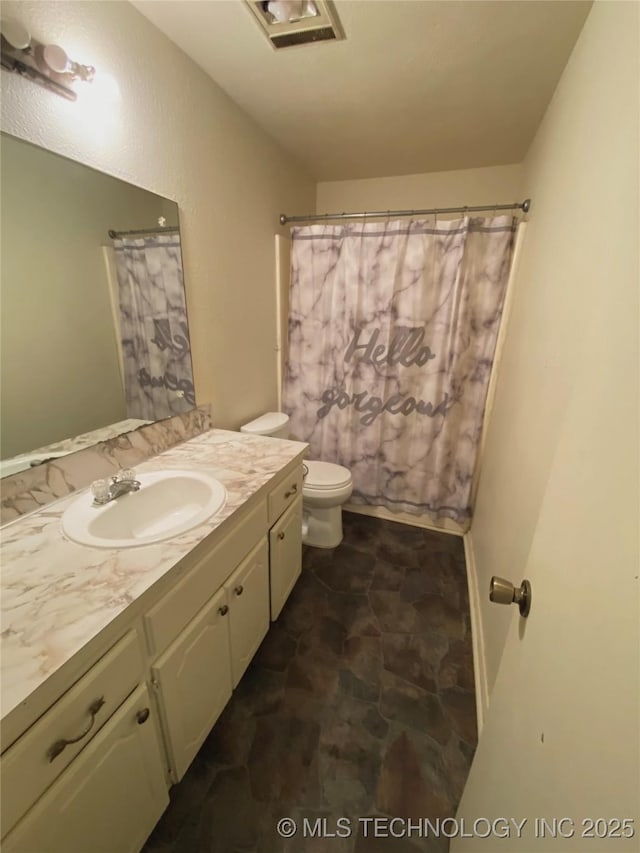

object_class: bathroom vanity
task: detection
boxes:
[0,429,307,852]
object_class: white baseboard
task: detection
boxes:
[344,503,465,536]
[463,531,489,735]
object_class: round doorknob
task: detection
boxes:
[489,576,515,605]
[136,708,150,725]
[489,576,531,617]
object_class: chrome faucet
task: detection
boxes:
[91,469,141,505]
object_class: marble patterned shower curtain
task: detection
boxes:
[113,233,195,421]
[283,216,516,531]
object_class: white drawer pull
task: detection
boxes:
[284,484,297,498]
[47,696,105,762]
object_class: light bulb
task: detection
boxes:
[42,44,70,74]
[267,1,313,23]
[267,1,290,24]
[0,17,31,50]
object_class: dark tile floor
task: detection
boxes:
[144,512,477,853]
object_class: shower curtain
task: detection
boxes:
[282,215,516,531]
[113,233,195,421]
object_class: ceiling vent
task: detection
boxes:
[244,1,344,49]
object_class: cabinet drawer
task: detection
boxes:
[2,684,168,853]
[1,630,143,839]
[268,466,304,525]
[145,499,267,655]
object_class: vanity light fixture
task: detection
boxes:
[0,16,95,101]
[244,0,344,49]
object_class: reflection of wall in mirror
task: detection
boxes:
[0,134,180,459]
[0,0,316,440]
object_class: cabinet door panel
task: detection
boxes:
[152,588,232,782]
[225,539,269,687]
[3,685,168,853]
[269,496,303,620]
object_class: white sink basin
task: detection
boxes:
[62,470,227,549]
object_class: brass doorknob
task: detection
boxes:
[490,576,532,617]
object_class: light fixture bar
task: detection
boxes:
[0,18,95,100]
[1,50,77,101]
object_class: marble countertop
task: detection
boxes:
[0,429,307,734]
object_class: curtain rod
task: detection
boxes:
[279,198,531,226]
[108,226,180,238]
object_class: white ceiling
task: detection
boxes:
[133,0,591,181]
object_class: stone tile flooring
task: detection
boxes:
[144,512,477,853]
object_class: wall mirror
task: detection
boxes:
[0,132,195,477]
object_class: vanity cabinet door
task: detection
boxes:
[224,538,269,687]
[2,685,168,853]
[151,587,233,782]
[269,495,303,620]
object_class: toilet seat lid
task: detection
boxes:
[240,411,289,436]
[304,460,352,490]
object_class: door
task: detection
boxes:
[3,685,168,853]
[453,326,639,849]
[225,538,270,687]
[152,588,233,782]
[269,495,303,620]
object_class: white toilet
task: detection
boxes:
[240,412,353,549]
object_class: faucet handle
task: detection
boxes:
[113,468,136,483]
[91,479,110,504]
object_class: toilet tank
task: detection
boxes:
[240,411,290,439]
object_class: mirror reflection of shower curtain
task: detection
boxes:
[283,216,516,533]
[112,233,195,420]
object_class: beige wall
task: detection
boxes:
[468,0,639,700]
[0,134,175,458]
[316,164,523,217]
[0,0,315,432]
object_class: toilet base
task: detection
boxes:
[303,505,344,549]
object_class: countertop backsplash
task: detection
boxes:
[0,405,212,524]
